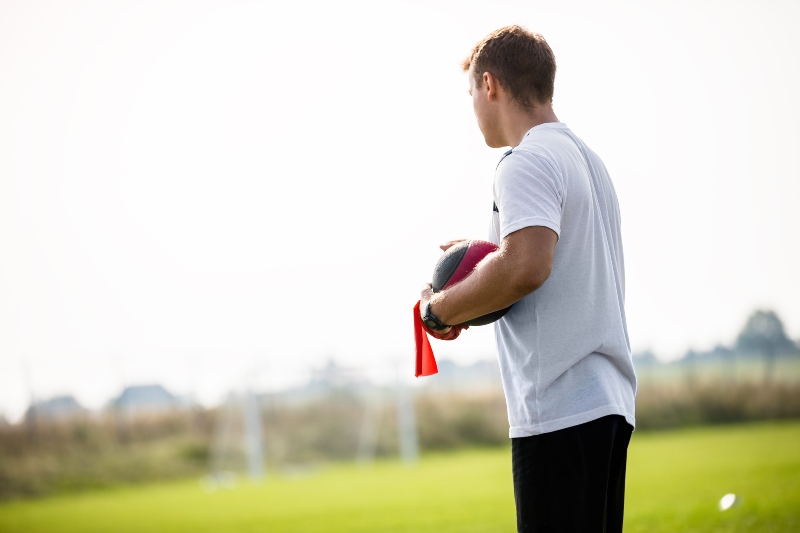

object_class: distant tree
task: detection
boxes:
[709,344,735,358]
[709,344,737,383]
[631,350,658,382]
[682,349,698,388]
[632,350,658,366]
[735,310,797,384]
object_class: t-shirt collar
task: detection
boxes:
[522,121,567,141]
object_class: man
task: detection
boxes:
[419,26,637,532]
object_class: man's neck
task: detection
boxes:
[502,103,559,147]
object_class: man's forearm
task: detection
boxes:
[426,226,557,326]
[428,252,531,325]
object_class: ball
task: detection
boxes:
[432,239,511,326]
[719,493,739,511]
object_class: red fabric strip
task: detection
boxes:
[414,300,438,377]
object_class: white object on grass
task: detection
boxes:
[719,493,739,511]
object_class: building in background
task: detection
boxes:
[109,384,185,415]
[24,395,87,422]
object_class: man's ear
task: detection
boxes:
[483,72,499,102]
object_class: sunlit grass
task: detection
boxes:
[625,421,800,532]
[1,421,798,532]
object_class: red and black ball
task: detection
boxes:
[432,240,511,326]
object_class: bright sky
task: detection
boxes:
[1,0,798,421]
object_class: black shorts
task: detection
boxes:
[511,414,634,533]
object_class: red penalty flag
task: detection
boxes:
[414,300,438,377]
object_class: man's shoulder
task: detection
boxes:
[496,148,514,168]
[497,144,561,180]
[504,124,573,163]
[518,125,577,155]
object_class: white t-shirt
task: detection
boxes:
[488,122,637,438]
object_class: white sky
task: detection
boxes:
[1,0,798,421]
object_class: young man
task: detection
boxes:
[419,26,637,532]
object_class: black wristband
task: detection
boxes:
[422,300,449,331]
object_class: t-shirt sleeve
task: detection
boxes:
[495,150,563,240]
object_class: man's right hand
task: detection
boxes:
[440,239,466,252]
[424,322,468,341]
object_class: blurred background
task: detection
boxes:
[1,0,799,531]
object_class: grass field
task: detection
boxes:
[1,421,798,532]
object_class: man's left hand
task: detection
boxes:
[420,283,442,325]
[420,284,466,340]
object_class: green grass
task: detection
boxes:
[625,421,800,532]
[1,421,799,532]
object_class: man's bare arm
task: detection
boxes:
[421,226,557,327]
